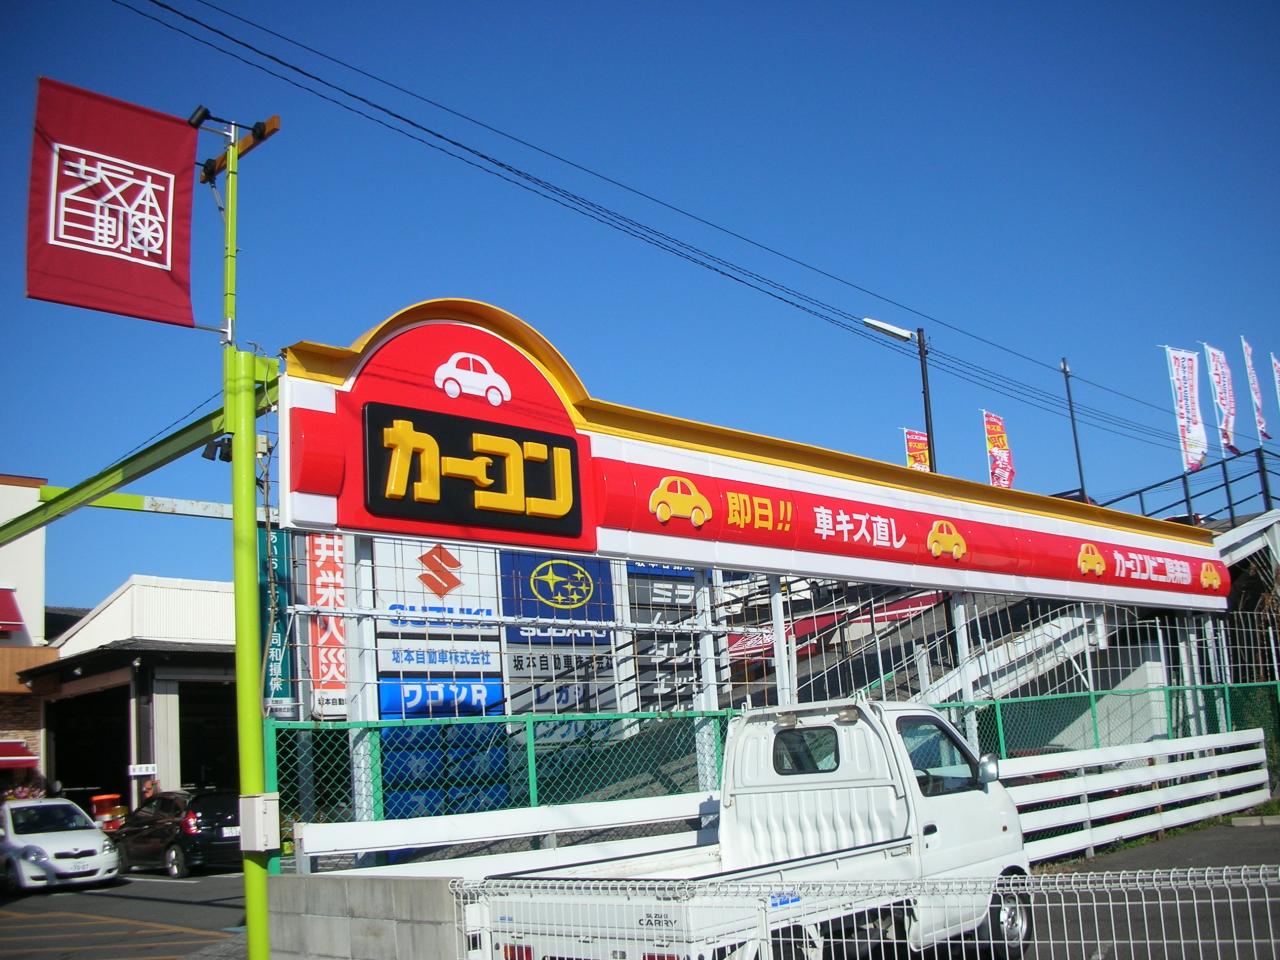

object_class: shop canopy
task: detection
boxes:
[0,741,39,769]
[280,299,1230,612]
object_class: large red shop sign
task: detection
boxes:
[281,300,1229,611]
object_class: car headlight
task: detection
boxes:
[21,845,49,863]
[101,836,116,853]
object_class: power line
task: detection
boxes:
[183,0,1181,420]
[116,0,1189,456]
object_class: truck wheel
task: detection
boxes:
[976,887,1032,958]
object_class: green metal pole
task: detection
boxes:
[263,718,281,877]
[995,698,1007,759]
[1089,690,1101,748]
[525,715,539,806]
[222,125,270,960]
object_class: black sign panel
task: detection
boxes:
[364,402,582,538]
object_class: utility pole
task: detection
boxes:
[193,106,280,960]
[1061,357,1088,501]
[863,318,938,473]
[917,327,936,474]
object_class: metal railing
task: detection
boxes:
[454,866,1280,959]
[1098,446,1278,526]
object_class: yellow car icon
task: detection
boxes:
[648,476,712,528]
[926,520,966,561]
[1077,543,1106,576]
[1200,563,1222,590]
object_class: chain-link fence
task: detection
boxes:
[267,681,1278,872]
[267,711,730,855]
[263,528,1279,871]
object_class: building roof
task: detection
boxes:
[18,637,233,690]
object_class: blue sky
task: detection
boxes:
[3,1,1278,607]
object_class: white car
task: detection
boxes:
[1,798,120,892]
[433,352,511,406]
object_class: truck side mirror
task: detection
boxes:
[977,753,1000,785]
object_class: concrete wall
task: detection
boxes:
[0,692,42,757]
[269,874,464,960]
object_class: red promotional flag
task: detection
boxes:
[903,428,931,472]
[983,410,1016,488]
[26,78,197,327]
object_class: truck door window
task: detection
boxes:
[773,727,839,775]
[896,716,978,797]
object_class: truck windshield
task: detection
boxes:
[896,716,978,797]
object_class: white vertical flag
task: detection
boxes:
[1203,343,1240,456]
[1241,337,1270,442]
[1165,346,1209,471]
[1273,353,1280,425]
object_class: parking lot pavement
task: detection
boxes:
[186,931,248,959]
[1051,821,1280,872]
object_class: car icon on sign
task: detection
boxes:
[1200,563,1221,590]
[648,476,712,528]
[926,520,966,561]
[1077,543,1106,576]
[433,352,511,406]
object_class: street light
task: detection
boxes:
[862,317,936,473]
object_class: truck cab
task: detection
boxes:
[718,699,1029,945]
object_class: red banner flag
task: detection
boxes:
[1203,343,1240,456]
[983,410,1016,488]
[26,78,197,327]
[903,428,931,472]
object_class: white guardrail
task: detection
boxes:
[1002,727,1271,862]
[293,728,1270,872]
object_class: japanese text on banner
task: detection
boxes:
[1165,346,1209,471]
[307,533,347,718]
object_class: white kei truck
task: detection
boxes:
[448,698,1033,960]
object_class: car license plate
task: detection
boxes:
[221,826,241,839]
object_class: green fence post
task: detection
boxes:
[263,717,281,876]
[715,711,727,779]
[369,725,385,821]
[525,715,539,806]
[1089,690,1101,748]
[994,699,1007,759]
[1223,683,1234,732]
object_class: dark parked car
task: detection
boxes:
[114,790,241,878]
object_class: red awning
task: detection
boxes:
[0,588,24,632]
[0,741,39,769]
[727,625,825,662]
[845,592,943,624]
[727,595,941,663]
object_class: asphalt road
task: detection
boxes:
[0,867,245,960]
[1054,820,1280,872]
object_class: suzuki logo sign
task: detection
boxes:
[417,544,463,599]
